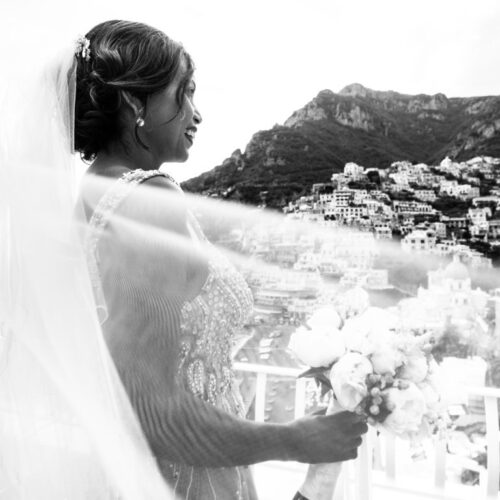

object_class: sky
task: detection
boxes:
[2,0,500,181]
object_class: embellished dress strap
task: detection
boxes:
[84,169,177,322]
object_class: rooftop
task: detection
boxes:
[443,256,470,281]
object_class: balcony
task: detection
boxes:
[234,362,500,500]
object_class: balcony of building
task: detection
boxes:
[234,362,500,500]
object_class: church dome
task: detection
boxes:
[443,256,469,280]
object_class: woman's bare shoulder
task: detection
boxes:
[141,172,182,192]
[116,171,189,236]
[81,167,186,225]
[79,166,130,218]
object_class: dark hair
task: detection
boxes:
[74,20,194,161]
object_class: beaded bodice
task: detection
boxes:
[85,169,254,415]
[178,232,253,413]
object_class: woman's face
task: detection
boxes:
[143,64,202,164]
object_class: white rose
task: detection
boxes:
[399,352,429,383]
[329,352,373,411]
[382,382,426,436]
[341,308,400,359]
[367,329,405,375]
[307,307,342,331]
[341,316,372,353]
[370,346,405,375]
[289,327,346,368]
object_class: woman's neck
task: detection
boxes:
[91,140,161,175]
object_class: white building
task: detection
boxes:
[427,257,490,316]
[488,219,500,239]
[352,190,369,205]
[391,160,413,171]
[414,189,437,202]
[402,229,437,252]
[369,191,391,203]
[397,256,490,334]
[453,184,480,200]
[433,240,463,256]
[468,207,490,224]
[389,172,411,187]
[468,207,490,237]
[373,223,392,240]
[432,242,491,269]
[472,195,500,209]
[293,252,320,272]
[364,269,390,289]
[333,189,355,207]
[439,179,459,196]
[332,205,368,220]
[459,248,492,269]
[430,221,447,239]
[331,172,349,188]
[438,157,463,177]
[439,180,480,199]
[420,172,445,188]
[363,199,387,216]
[339,268,389,289]
[393,200,434,215]
[320,232,377,269]
[319,193,335,203]
[462,174,481,186]
[344,162,365,181]
[442,217,468,231]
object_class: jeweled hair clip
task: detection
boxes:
[75,36,91,62]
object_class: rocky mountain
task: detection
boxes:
[182,83,500,207]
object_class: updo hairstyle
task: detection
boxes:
[74,20,194,161]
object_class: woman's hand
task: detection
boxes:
[286,410,368,464]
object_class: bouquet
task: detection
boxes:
[288,299,446,499]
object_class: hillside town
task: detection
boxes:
[203,156,500,488]
[284,156,500,261]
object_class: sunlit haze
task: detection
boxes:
[2,0,499,181]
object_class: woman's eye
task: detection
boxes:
[187,82,196,96]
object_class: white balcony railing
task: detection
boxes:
[234,362,500,500]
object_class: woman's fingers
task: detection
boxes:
[353,420,369,436]
[352,436,363,448]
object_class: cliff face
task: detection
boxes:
[182,83,500,207]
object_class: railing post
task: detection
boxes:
[434,437,447,490]
[255,372,267,422]
[484,394,500,499]
[294,377,306,419]
[355,430,372,500]
[372,431,383,470]
[385,434,396,481]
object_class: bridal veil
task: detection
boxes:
[0,41,171,499]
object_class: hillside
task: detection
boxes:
[182,84,500,207]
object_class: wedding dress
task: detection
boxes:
[82,168,261,499]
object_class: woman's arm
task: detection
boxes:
[97,175,366,467]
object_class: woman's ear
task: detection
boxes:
[120,90,144,119]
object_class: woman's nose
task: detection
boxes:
[194,106,202,125]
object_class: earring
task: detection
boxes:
[136,117,145,127]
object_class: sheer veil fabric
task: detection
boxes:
[0,43,171,498]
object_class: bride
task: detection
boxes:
[0,19,366,499]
